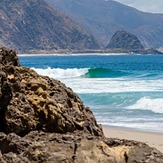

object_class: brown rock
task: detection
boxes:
[0,131,163,163]
[0,71,12,132]
[0,47,103,137]
[0,47,20,67]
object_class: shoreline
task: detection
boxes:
[103,126,163,153]
[17,52,130,57]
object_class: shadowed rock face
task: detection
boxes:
[0,47,163,162]
[0,47,20,67]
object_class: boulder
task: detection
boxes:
[0,47,20,67]
[0,47,103,137]
[0,132,163,163]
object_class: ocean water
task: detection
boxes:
[19,54,163,133]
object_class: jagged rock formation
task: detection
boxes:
[0,47,163,162]
[0,131,163,163]
[106,30,144,53]
[0,47,102,136]
[0,0,99,53]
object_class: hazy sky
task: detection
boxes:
[114,0,163,13]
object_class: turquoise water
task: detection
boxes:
[19,54,163,132]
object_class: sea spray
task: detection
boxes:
[31,67,88,78]
[127,97,163,114]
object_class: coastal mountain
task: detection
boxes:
[106,30,144,53]
[46,0,163,49]
[1,0,163,53]
[0,0,99,53]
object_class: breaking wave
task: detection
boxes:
[32,67,130,79]
[127,97,163,114]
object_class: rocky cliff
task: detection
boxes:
[0,47,102,136]
[0,47,163,162]
[0,0,99,53]
[106,30,144,53]
[105,30,162,54]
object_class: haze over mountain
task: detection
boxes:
[114,0,163,14]
[46,0,163,49]
[0,0,99,53]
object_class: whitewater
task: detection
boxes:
[19,54,163,133]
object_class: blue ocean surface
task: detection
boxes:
[19,54,163,132]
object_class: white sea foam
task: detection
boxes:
[32,67,88,79]
[127,97,163,113]
[62,78,163,94]
[33,68,163,93]
[18,53,130,57]
[96,115,163,132]
[100,121,163,132]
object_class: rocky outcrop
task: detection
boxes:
[0,131,163,163]
[0,47,102,136]
[106,30,145,53]
[0,48,20,67]
[0,47,163,162]
[105,30,163,54]
[0,0,99,53]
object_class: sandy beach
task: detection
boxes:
[103,126,163,153]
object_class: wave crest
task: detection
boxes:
[85,68,128,78]
[32,67,129,79]
[32,67,88,79]
[127,97,163,113]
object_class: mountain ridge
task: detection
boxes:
[0,0,99,53]
[1,0,163,53]
[46,0,163,49]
